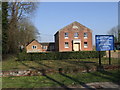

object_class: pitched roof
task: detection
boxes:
[26,39,55,47]
[26,39,40,47]
[54,21,92,35]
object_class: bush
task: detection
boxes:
[17,51,106,61]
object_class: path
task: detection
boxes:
[81,82,120,89]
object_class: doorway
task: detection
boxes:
[73,43,80,51]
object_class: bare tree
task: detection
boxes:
[18,18,37,46]
[108,26,118,43]
[7,2,38,53]
[8,2,37,21]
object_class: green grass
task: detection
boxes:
[2,70,120,88]
[2,55,120,88]
[2,55,119,71]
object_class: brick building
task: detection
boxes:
[26,21,93,53]
[41,42,55,52]
[26,40,42,53]
[26,39,55,53]
[54,21,93,52]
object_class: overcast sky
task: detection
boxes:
[31,2,118,45]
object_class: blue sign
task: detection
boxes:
[95,35,114,51]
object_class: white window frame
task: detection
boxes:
[84,42,88,48]
[74,32,79,38]
[65,42,69,48]
[84,32,88,39]
[64,32,68,39]
[32,45,37,49]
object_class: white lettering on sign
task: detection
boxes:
[96,35,114,51]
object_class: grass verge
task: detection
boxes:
[2,70,119,88]
[2,55,119,71]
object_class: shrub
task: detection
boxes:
[17,51,106,61]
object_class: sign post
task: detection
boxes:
[109,50,111,65]
[98,51,101,66]
[95,35,114,66]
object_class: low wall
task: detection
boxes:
[1,65,120,77]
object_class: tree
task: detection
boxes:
[6,2,38,53]
[0,1,2,54]
[2,2,38,54]
[108,26,119,43]
[18,18,37,47]
[118,25,120,43]
[8,2,37,21]
[2,2,9,54]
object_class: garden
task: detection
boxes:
[2,51,120,88]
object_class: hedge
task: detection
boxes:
[18,51,106,61]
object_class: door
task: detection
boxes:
[74,43,79,51]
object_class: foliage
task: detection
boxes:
[2,2,38,54]
[118,25,120,43]
[0,1,1,54]
[18,51,106,61]
[2,2,9,54]
[3,54,119,71]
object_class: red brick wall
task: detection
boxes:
[26,40,42,53]
[82,29,93,51]
[55,22,93,52]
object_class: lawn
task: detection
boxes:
[2,55,119,71]
[2,55,120,88]
[2,70,120,88]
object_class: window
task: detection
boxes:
[73,25,78,29]
[42,46,47,49]
[84,33,88,38]
[65,32,68,38]
[32,45,37,49]
[74,32,78,38]
[65,42,69,48]
[84,42,88,48]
